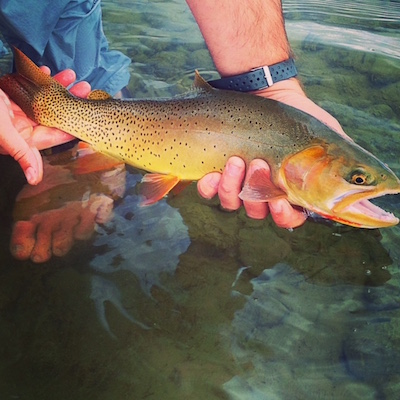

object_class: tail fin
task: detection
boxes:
[0,47,63,121]
[13,47,55,86]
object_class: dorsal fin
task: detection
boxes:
[193,70,215,93]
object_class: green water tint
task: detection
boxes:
[1,0,400,398]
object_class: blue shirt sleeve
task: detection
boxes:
[0,0,131,95]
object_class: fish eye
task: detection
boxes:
[352,174,366,185]
[348,169,372,185]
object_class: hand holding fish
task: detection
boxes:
[0,67,91,185]
[197,78,347,229]
[188,0,348,228]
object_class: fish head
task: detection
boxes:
[279,142,400,228]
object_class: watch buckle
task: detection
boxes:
[261,66,274,87]
[251,65,274,89]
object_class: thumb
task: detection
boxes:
[0,95,43,184]
[13,145,44,185]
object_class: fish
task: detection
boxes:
[1,48,399,229]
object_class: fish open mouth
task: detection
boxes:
[331,189,399,228]
[344,198,398,224]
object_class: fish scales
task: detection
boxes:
[30,83,319,181]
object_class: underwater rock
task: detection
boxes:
[343,275,400,385]
[225,263,369,399]
[343,313,400,384]
[362,283,400,312]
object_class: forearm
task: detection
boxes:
[186,0,292,76]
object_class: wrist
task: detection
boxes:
[252,77,306,99]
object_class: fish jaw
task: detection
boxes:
[317,188,400,228]
[286,176,400,228]
[326,186,400,228]
[279,145,400,229]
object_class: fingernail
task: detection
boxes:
[11,244,23,254]
[209,174,220,189]
[226,161,241,177]
[25,167,36,184]
[272,200,283,214]
[32,254,43,263]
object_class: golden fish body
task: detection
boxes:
[1,48,400,228]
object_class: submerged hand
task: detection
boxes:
[11,194,114,263]
[0,66,91,185]
[197,78,345,228]
[11,145,126,263]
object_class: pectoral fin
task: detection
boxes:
[139,173,180,205]
[239,169,287,202]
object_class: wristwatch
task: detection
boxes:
[208,58,297,92]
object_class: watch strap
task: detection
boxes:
[208,58,297,92]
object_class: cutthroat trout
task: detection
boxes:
[1,48,400,228]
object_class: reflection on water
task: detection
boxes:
[0,0,400,399]
[90,172,190,297]
[284,0,400,26]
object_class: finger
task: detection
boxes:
[30,216,60,263]
[74,209,96,240]
[41,67,92,98]
[0,98,43,184]
[268,199,307,229]
[218,156,246,211]
[69,81,91,98]
[29,125,75,150]
[53,69,76,87]
[12,115,34,140]
[39,66,51,75]
[10,221,36,260]
[197,172,221,199]
[20,147,43,185]
[242,159,269,219]
[90,195,114,224]
[52,215,79,257]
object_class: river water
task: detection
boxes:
[0,0,400,399]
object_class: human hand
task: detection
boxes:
[11,193,114,263]
[10,144,126,263]
[0,66,91,185]
[197,78,345,229]
[0,89,43,184]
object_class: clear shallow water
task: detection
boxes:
[0,0,400,399]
